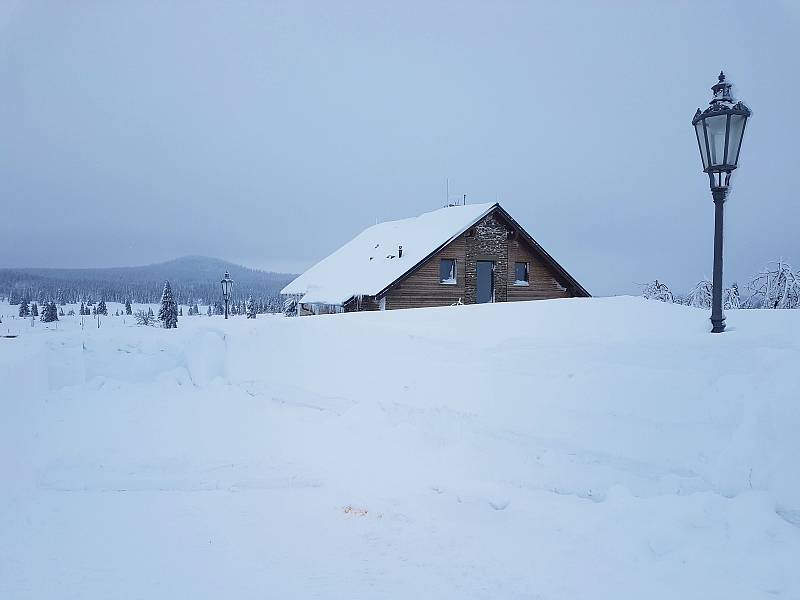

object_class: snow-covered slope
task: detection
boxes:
[1,298,799,599]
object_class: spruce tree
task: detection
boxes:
[42,301,58,323]
[207,305,212,316]
[193,303,199,316]
[246,296,257,319]
[9,289,20,305]
[125,299,132,315]
[97,299,108,315]
[19,300,30,317]
[148,306,154,317]
[79,302,86,315]
[31,303,39,317]
[158,281,178,329]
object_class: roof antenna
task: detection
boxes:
[463,194,467,206]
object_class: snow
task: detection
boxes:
[2,297,800,598]
[281,203,495,305]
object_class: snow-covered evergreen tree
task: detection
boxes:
[31,302,39,317]
[18,300,30,317]
[56,289,65,306]
[125,299,132,315]
[148,306,154,317]
[642,280,673,303]
[207,305,212,316]
[97,299,108,315]
[79,302,86,315]
[8,288,20,305]
[158,281,178,329]
[283,296,298,317]
[41,301,58,322]
[246,296,257,319]
[178,306,183,317]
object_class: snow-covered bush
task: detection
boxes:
[746,260,800,309]
[642,280,673,303]
[134,309,155,326]
[724,283,741,310]
[685,280,712,308]
[246,296,257,319]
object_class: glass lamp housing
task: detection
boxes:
[692,72,751,186]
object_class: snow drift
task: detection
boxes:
[1,297,799,599]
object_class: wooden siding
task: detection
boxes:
[385,236,467,309]
[284,206,583,315]
[507,238,571,301]
[384,214,574,310]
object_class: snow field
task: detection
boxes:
[1,297,799,598]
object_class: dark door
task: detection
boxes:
[476,260,495,303]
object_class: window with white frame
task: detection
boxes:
[440,259,457,284]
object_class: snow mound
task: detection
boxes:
[1,297,800,598]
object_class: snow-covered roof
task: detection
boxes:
[282,203,496,305]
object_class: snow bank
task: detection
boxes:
[1,297,799,598]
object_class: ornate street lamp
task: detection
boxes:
[692,72,751,333]
[220,271,233,319]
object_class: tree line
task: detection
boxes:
[643,259,800,309]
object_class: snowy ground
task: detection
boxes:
[1,298,799,599]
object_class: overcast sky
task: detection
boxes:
[1,1,798,295]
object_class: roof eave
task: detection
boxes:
[493,205,590,297]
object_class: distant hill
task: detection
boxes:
[1,256,296,309]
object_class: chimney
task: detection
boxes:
[398,245,403,258]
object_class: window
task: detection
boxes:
[514,262,529,285]
[440,259,457,284]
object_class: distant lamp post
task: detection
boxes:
[692,71,751,333]
[221,271,233,319]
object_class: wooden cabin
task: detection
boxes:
[282,203,589,315]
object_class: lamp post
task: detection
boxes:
[692,72,751,333]
[221,271,233,319]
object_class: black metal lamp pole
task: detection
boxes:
[221,271,233,319]
[692,72,751,333]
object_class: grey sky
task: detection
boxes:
[1,1,798,296]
